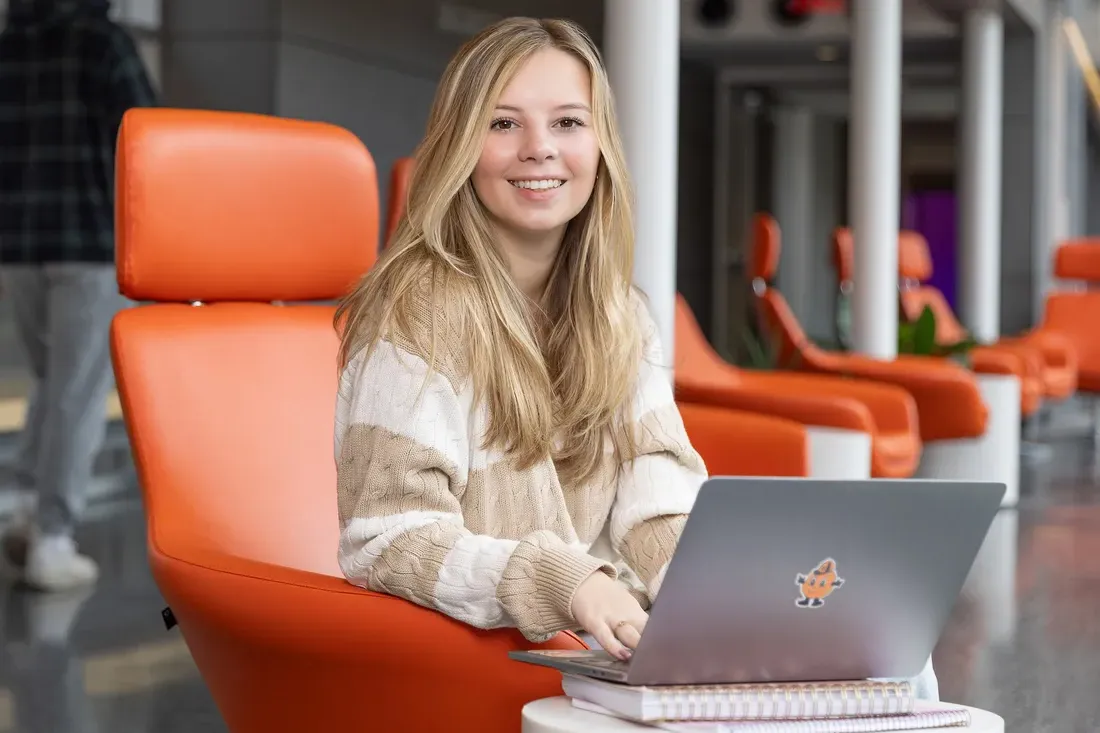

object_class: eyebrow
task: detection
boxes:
[495,103,591,113]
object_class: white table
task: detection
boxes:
[522,696,1005,732]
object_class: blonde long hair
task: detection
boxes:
[335,17,643,486]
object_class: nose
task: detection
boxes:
[518,127,557,163]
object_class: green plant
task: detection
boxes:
[897,305,977,365]
[740,326,778,370]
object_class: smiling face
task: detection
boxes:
[472,47,601,257]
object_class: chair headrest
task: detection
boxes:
[898,231,932,281]
[1054,239,1100,282]
[831,228,853,284]
[116,108,378,303]
[750,213,780,281]
[831,227,931,284]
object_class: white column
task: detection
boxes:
[958,9,1004,344]
[848,0,901,360]
[605,0,680,378]
[1040,2,1069,305]
[772,106,816,329]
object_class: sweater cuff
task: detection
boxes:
[536,543,617,623]
[498,531,617,642]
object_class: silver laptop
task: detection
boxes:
[510,476,1004,686]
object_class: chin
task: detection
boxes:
[504,215,574,237]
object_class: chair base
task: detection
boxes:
[805,427,872,479]
[914,375,1020,508]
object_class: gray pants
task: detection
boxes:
[0,263,121,537]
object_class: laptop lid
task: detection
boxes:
[623,476,1005,686]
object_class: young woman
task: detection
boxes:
[333,18,942,702]
[333,17,707,661]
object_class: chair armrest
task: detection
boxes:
[969,346,1033,379]
[741,372,917,434]
[1012,329,1079,371]
[675,379,875,435]
[813,353,988,441]
[678,402,808,477]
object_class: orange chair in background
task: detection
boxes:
[110,109,589,733]
[751,213,988,443]
[679,402,810,477]
[674,297,921,478]
[831,228,1058,419]
[894,230,1072,411]
[383,155,415,247]
[1041,240,1100,394]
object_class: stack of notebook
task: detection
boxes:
[561,675,973,732]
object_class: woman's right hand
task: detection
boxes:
[570,571,649,660]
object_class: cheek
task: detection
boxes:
[564,141,601,198]
[472,146,511,195]
[565,137,600,182]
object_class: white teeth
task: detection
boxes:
[511,179,563,190]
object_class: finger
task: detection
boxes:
[592,622,630,660]
[615,622,642,650]
[631,610,649,635]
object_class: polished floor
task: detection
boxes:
[0,428,1097,730]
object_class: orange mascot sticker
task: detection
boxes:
[795,558,844,608]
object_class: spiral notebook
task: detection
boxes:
[570,697,973,732]
[561,675,918,722]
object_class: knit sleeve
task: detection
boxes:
[610,299,708,602]
[335,341,615,642]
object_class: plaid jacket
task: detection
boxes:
[0,0,157,264]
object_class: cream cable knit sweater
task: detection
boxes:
[335,295,708,642]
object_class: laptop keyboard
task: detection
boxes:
[581,654,630,670]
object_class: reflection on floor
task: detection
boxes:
[0,438,1097,730]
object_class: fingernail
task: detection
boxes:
[620,649,632,660]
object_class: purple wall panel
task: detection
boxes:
[902,191,958,310]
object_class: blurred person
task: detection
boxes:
[0,0,157,591]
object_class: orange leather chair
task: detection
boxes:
[1041,239,1100,394]
[110,109,592,733]
[832,228,1054,418]
[679,401,810,477]
[383,155,415,247]
[110,110,812,733]
[752,213,988,443]
[674,296,921,478]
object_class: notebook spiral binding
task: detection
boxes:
[651,680,914,721]
[723,706,972,732]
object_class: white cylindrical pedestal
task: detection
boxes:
[964,510,1018,644]
[916,374,1021,507]
[806,427,873,479]
[848,0,901,360]
[958,9,1004,344]
[604,0,679,380]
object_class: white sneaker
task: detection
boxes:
[23,534,99,592]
